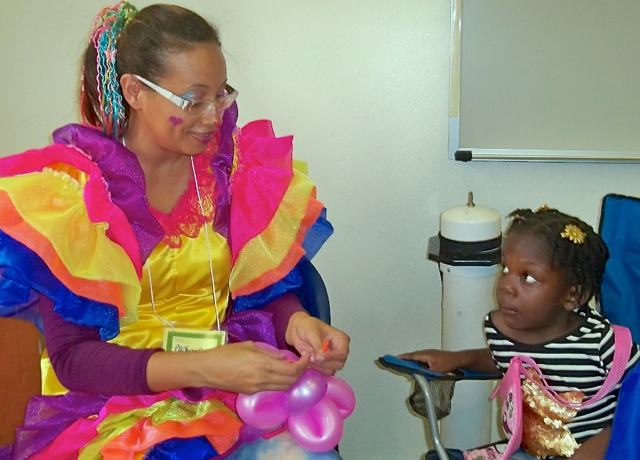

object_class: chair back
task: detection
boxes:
[598,194,640,342]
[0,317,43,446]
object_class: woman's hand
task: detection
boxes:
[147,341,311,395]
[396,349,463,374]
[285,311,350,376]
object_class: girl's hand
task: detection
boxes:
[396,349,463,374]
[285,312,350,376]
[397,348,498,374]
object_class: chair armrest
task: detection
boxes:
[378,355,500,460]
[378,355,501,381]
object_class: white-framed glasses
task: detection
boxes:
[133,74,238,117]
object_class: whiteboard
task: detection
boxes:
[449,0,640,162]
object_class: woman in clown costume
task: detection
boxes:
[0,3,349,459]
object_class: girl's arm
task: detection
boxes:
[398,348,499,374]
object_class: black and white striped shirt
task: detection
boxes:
[485,307,640,443]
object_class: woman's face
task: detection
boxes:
[130,43,229,158]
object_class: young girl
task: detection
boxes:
[400,206,640,460]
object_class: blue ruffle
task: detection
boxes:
[0,231,120,340]
[301,208,333,262]
[233,266,303,313]
[144,436,219,459]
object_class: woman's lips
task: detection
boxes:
[191,132,215,144]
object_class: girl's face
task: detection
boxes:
[496,232,578,340]
[130,43,228,158]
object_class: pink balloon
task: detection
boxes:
[254,342,279,352]
[237,342,356,450]
[287,397,343,453]
[284,369,328,415]
[239,424,269,443]
[236,391,288,430]
[325,376,356,418]
[255,341,299,361]
[283,349,299,361]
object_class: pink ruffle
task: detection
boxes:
[0,145,143,277]
[230,120,294,263]
[149,149,216,248]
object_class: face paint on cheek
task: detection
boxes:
[169,116,184,126]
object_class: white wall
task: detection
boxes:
[3,1,640,459]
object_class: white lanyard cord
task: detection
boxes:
[190,156,222,332]
[146,263,174,330]
[144,157,222,332]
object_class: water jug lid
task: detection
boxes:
[440,192,501,242]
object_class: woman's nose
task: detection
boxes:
[200,108,222,126]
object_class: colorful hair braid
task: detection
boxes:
[81,2,137,139]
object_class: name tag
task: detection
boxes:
[162,327,227,352]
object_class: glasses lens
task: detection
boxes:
[187,100,215,116]
[186,86,237,116]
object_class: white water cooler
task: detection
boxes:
[427,192,501,449]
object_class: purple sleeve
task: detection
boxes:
[40,295,160,395]
[261,293,306,350]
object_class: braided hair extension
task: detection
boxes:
[81,1,137,139]
[505,207,609,307]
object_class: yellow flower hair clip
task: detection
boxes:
[561,224,586,244]
[536,204,550,213]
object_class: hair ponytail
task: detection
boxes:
[81,1,137,139]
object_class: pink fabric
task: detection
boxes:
[230,120,294,263]
[149,149,215,248]
[0,144,143,277]
[30,417,100,460]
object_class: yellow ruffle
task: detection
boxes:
[0,168,140,320]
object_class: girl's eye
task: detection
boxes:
[524,274,537,284]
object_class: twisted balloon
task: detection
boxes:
[236,342,356,452]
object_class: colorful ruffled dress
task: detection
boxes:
[0,104,333,459]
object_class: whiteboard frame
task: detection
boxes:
[448,0,640,163]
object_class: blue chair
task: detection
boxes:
[599,194,640,459]
[598,194,640,342]
[292,261,331,325]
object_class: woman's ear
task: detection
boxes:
[120,74,143,109]
[563,285,590,311]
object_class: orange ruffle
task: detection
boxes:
[99,411,241,458]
